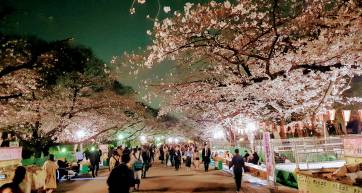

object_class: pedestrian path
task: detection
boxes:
[56,162,298,193]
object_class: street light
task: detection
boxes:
[76,130,86,139]
[118,134,124,140]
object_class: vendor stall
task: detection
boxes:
[295,136,362,192]
[0,147,22,186]
[296,164,362,193]
[0,147,46,193]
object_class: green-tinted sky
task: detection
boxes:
[2,0,156,60]
[2,0,213,60]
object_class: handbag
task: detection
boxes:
[133,154,143,171]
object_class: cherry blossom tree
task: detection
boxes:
[129,0,362,141]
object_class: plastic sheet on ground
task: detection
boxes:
[275,160,346,172]
[222,164,269,186]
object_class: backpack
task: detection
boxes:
[133,153,143,171]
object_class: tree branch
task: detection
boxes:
[0,93,23,100]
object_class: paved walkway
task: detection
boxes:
[56,163,298,193]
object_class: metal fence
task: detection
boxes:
[252,136,345,167]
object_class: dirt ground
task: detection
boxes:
[56,162,298,193]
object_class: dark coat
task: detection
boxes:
[201,148,211,163]
[107,163,135,193]
[229,154,245,174]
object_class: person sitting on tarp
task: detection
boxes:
[243,150,250,162]
[57,159,70,180]
[250,152,259,165]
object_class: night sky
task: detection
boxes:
[0,0,162,105]
[1,0,220,106]
[2,0,160,60]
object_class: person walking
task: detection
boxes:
[89,148,100,178]
[109,151,120,171]
[174,146,182,171]
[130,148,143,191]
[141,147,151,178]
[193,147,200,169]
[185,147,193,172]
[202,144,211,172]
[159,145,165,164]
[43,154,59,193]
[169,146,175,167]
[150,144,155,163]
[107,154,135,193]
[165,146,170,166]
[0,166,26,193]
[229,149,245,193]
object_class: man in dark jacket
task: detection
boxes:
[201,144,211,172]
[89,148,100,177]
[107,153,135,193]
[229,149,245,193]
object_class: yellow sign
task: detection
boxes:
[297,174,362,193]
[344,156,362,165]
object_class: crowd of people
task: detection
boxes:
[107,145,155,192]
[0,143,260,193]
[158,143,213,172]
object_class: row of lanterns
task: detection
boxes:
[326,109,362,124]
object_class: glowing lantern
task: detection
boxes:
[328,109,336,121]
[118,134,124,140]
[342,110,351,125]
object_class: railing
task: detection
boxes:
[212,135,362,168]
[251,136,345,168]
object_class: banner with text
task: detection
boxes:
[262,132,273,178]
[297,174,362,193]
[0,147,22,161]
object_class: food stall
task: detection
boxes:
[0,147,46,193]
[295,136,362,193]
[0,147,22,186]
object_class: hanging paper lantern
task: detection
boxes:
[342,110,351,123]
[317,113,324,122]
[328,109,336,121]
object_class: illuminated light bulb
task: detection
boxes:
[76,130,86,139]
